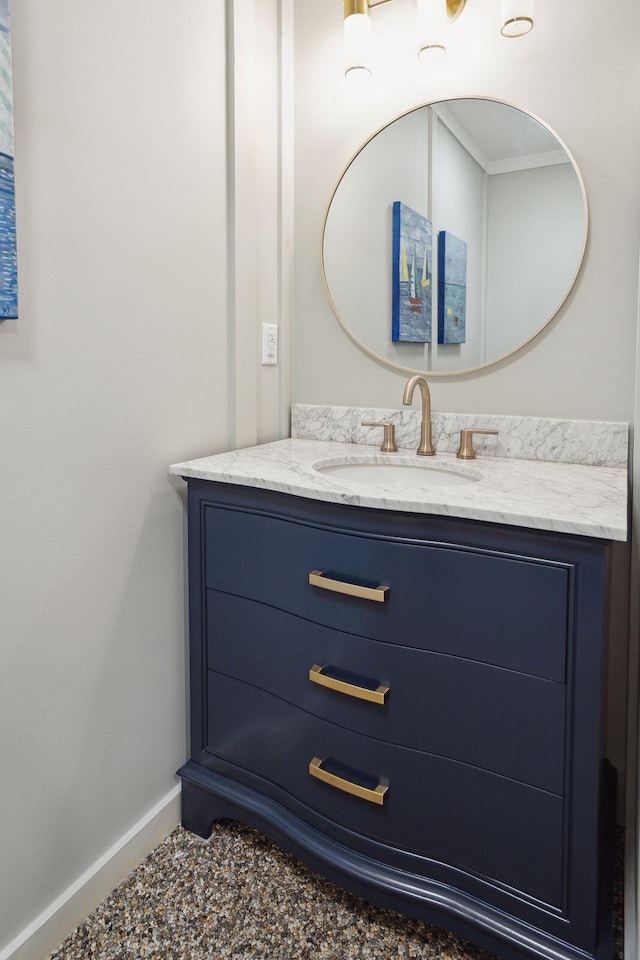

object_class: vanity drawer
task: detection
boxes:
[206,590,566,794]
[203,504,570,681]
[205,672,565,909]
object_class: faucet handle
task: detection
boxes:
[361,421,398,454]
[456,428,498,460]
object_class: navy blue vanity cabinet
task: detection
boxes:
[178,479,615,960]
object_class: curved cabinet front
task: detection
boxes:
[206,671,564,909]
[180,479,615,960]
[203,500,569,681]
[206,590,566,793]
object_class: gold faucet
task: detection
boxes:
[402,375,435,456]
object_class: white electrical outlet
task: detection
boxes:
[262,323,278,365]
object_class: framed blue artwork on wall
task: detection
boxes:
[392,201,432,343]
[0,0,17,320]
[438,231,466,344]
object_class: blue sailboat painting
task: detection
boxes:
[392,201,432,343]
[0,0,17,319]
[438,231,466,344]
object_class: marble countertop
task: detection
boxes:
[170,438,628,542]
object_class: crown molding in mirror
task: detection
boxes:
[321,96,588,378]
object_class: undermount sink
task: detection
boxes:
[313,457,480,491]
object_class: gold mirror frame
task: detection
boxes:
[320,96,589,378]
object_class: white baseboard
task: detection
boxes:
[0,784,181,960]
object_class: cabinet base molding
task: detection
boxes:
[178,761,614,960]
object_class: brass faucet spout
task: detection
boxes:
[402,375,435,456]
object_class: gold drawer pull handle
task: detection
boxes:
[309,664,389,705]
[309,570,388,603]
[309,757,388,806]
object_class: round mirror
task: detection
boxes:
[322,97,587,377]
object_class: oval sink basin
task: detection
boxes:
[313,458,479,491]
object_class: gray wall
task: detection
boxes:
[432,120,486,371]
[323,109,431,369]
[486,163,585,359]
[0,0,230,951]
[293,0,640,420]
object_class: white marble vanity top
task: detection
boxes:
[170,437,628,542]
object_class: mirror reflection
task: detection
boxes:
[322,98,587,376]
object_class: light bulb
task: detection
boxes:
[344,10,372,79]
[416,0,448,61]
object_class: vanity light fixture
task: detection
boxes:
[416,0,450,61]
[343,0,394,80]
[500,0,534,37]
[344,0,533,79]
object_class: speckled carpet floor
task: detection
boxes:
[49,821,624,960]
